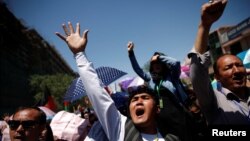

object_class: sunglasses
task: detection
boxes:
[8,120,39,130]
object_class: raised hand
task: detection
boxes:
[151,54,159,62]
[127,41,134,52]
[201,0,228,27]
[55,22,89,54]
[194,0,227,54]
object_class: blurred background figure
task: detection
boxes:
[0,113,11,141]
[8,107,47,141]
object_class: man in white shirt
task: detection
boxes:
[56,22,180,141]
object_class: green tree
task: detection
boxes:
[29,73,74,111]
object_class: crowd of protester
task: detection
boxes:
[1,0,250,140]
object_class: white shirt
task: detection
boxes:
[76,52,166,141]
[141,132,165,141]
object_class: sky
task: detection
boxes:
[4,0,250,79]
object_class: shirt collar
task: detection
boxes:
[221,87,250,102]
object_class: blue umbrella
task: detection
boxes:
[96,66,127,86]
[237,49,250,68]
[64,78,85,102]
[64,66,127,102]
[236,50,247,61]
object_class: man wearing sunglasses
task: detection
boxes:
[8,107,47,141]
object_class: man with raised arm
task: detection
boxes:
[56,22,180,141]
[189,0,250,125]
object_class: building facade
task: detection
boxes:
[0,3,75,116]
[209,17,250,64]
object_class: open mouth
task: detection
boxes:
[136,108,145,117]
[14,136,24,140]
[233,75,244,82]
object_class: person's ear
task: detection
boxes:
[38,124,47,140]
[39,124,46,133]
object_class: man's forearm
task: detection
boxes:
[194,23,211,54]
[129,50,151,81]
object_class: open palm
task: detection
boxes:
[56,22,89,54]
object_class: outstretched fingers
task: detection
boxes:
[68,22,75,34]
[56,22,90,54]
[55,22,71,41]
[62,23,70,36]
[83,30,89,40]
[76,22,89,39]
[55,32,66,41]
[76,23,80,35]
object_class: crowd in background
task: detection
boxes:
[1,0,250,141]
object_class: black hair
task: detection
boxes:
[213,54,242,75]
[149,51,168,74]
[126,85,159,118]
[127,85,159,105]
[12,106,46,124]
[153,52,166,56]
